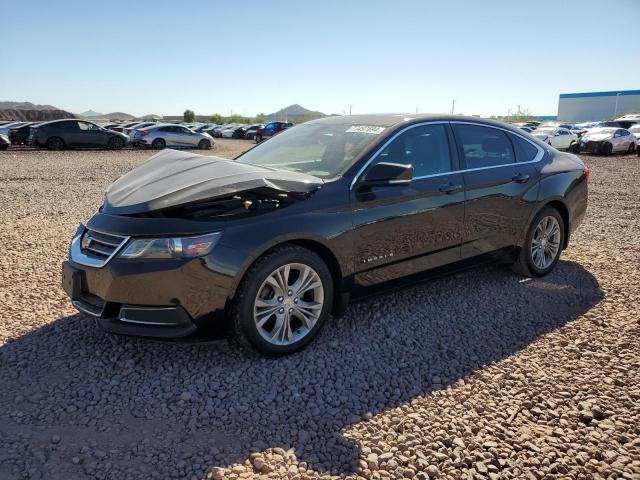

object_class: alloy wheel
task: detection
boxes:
[531,216,561,270]
[253,263,324,346]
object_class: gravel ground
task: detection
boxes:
[0,143,639,480]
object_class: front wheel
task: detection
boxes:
[628,143,636,154]
[511,206,565,277]
[197,139,211,150]
[231,245,334,356]
[255,134,262,143]
[569,142,580,153]
[601,142,613,155]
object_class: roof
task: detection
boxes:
[308,113,520,131]
[559,90,640,99]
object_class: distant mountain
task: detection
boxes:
[0,101,58,110]
[79,110,103,117]
[85,111,136,120]
[139,114,163,120]
[0,101,74,121]
[264,104,325,122]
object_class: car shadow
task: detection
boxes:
[0,260,602,478]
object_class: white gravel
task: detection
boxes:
[0,143,639,480]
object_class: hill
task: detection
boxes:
[79,110,103,117]
[0,101,75,121]
[263,104,325,122]
[85,111,136,120]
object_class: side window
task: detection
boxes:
[374,124,452,177]
[621,130,630,136]
[453,124,515,169]
[78,122,99,131]
[179,127,191,134]
[509,134,539,162]
[59,121,80,131]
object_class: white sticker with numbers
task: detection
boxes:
[345,125,386,134]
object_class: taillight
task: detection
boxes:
[585,166,590,184]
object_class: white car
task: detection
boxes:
[628,124,640,140]
[580,127,637,155]
[532,126,579,152]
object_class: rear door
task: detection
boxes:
[351,122,465,287]
[451,122,542,259]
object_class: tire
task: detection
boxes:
[107,136,124,150]
[601,142,613,155]
[628,143,636,154]
[46,137,64,151]
[511,206,565,277]
[230,244,334,356]
[255,134,262,143]
[569,142,580,153]
[197,139,211,150]
[151,138,166,150]
[0,144,8,150]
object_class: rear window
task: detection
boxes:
[453,124,516,168]
[510,134,539,162]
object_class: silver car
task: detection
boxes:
[580,127,637,155]
[132,124,214,150]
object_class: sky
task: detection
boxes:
[2,0,639,118]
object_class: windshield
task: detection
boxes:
[236,123,385,178]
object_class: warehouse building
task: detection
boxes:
[557,90,640,122]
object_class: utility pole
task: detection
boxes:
[451,100,456,115]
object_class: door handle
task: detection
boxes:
[439,183,463,194]
[511,173,530,183]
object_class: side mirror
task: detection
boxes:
[359,162,413,187]
[554,132,561,136]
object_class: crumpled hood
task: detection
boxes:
[102,149,323,215]
[582,133,611,141]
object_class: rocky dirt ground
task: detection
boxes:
[0,142,638,480]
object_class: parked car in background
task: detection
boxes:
[32,120,130,150]
[123,122,157,137]
[0,134,9,150]
[580,127,636,155]
[532,126,579,152]
[0,121,30,135]
[132,124,214,149]
[221,125,241,138]
[108,121,139,133]
[61,114,589,355]
[628,124,640,140]
[519,126,533,133]
[255,121,293,142]
[243,124,264,139]
[101,123,122,130]
[8,122,37,144]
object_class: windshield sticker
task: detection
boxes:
[346,125,386,134]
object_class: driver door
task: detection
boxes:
[350,122,465,287]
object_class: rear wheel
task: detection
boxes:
[231,245,333,356]
[255,134,262,143]
[46,137,64,151]
[197,139,211,150]
[152,138,166,150]
[569,141,580,153]
[107,136,124,150]
[601,142,613,155]
[628,143,636,154]
[511,206,565,277]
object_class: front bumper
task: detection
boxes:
[62,234,236,338]
[580,140,605,153]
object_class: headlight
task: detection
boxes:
[119,232,221,259]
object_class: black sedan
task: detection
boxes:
[62,114,588,355]
[32,119,129,150]
[8,122,38,145]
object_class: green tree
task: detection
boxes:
[208,113,224,124]
[183,109,195,122]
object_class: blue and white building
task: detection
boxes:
[557,90,640,122]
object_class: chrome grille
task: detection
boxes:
[71,228,129,268]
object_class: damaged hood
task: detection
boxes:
[103,149,323,215]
